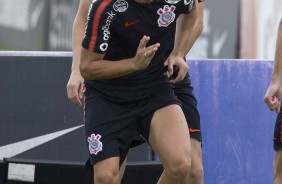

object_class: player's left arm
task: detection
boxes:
[165,0,199,83]
[184,0,204,53]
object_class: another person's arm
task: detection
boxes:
[264,18,282,112]
[165,0,200,83]
[66,0,92,106]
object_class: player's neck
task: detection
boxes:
[134,0,153,3]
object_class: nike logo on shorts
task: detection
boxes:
[189,127,201,133]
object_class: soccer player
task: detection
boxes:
[67,0,204,183]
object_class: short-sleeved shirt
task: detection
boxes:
[82,0,196,93]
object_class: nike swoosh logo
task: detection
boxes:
[125,20,140,27]
[0,125,83,160]
[189,128,201,133]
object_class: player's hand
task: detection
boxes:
[164,53,189,83]
[66,71,84,106]
[264,81,282,113]
[132,35,160,71]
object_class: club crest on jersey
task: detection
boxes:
[165,0,180,4]
[157,5,176,27]
[113,0,128,12]
[87,133,103,155]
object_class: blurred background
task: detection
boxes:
[0,0,281,59]
[1,0,282,183]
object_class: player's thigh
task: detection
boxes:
[94,157,120,180]
[274,150,282,175]
[190,138,203,169]
[149,104,191,166]
[93,156,127,184]
[118,157,127,183]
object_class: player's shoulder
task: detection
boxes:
[90,0,131,16]
[160,0,195,9]
[94,0,135,14]
[91,0,117,9]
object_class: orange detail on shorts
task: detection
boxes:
[189,128,201,133]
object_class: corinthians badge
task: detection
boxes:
[157,5,176,27]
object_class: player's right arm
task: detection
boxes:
[80,36,160,80]
[80,0,160,80]
[264,18,282,112]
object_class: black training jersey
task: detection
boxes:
[82,0,196,90]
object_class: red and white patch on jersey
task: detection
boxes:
[157,5,176,27]
[87,133,103,155]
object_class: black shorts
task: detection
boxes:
[84,84,181,166]
[173,75,201,142]
[126,75,201,154]
[274,104,282,150]
[138,74,202,163]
